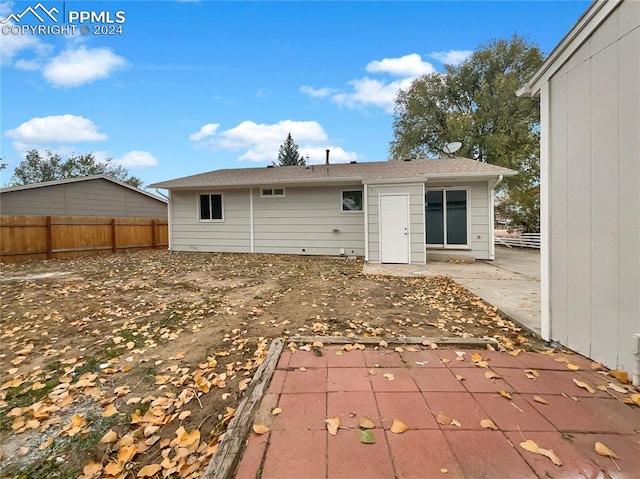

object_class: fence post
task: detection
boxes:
[151,220,157,249]
[111,219,117,253]
[46,216,53,259]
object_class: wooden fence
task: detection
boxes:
[0,215,168,264]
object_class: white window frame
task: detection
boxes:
[340,189,364,213]
[198,192,224,222]
[425,187,470,249]
[260,187,286,198]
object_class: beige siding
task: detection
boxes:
[170,189,251,253]
[0,179,167,218]
[253,185,364,256]
[547,1,639,371]
[367,183,425,264]
[425,181,492,261]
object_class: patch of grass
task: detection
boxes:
[73,357,100,376]
[5,456,81,479]
[1,377,61,418]
[119,329,145,348]
[102,345,125,359]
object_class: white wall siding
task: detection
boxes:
[252,185,364,256]
[547,1,639,371]
[367,183,425,264]
[425,181,492,261]
[170,189,251,253]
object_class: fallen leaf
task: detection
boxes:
[17,446,29,456]
[480,419,498,430]
[455,375,464,381]
[629,393,640,407]
[450,419,461,427]
[104,462,122,476]
[573,378,595,394]
[178,410,191,420]
[137,464,162,477]
[39,437,54,450]
[607,382,628,394]
[358,416,375,429]
[440,468,448,474]
[117,444,137,465]
[524,369,539,378]
[591,362,603,370]
[395,347,404,353]
[498,390,512,400]
[100,430,118,444]
[436,412,452,425]
[102,404,118,417]
[608,370,629,384]
[566,363,581,371]
[485,371,502,380]
[252,424,270,435]
[533,395,549,405]
[360,429,376,444]
[82,461,103,476]
[390,419,409,434]
[378,340,388,348]
[471,352,483,363]
[520,439,562,466]
[325,416,341,436]
[595,441,619,459]
[383,373,395,381]
[272,407,282,416]
[440,358,451,364]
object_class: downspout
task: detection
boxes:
[155,189,170,250]
[634,333,640,387]
[489,175,503,260]
[363,183,369,262]
[249,187,255,253]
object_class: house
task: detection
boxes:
[518,0,639,383]
[0,175,168,218]
[150,157,515,264]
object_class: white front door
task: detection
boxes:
[380,194,409,264]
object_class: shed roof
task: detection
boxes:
[518,0,620,97]
[150,158,516,190]
[0,175,167,203]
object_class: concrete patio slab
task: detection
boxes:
[234,346,640,478]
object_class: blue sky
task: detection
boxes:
[1,0,590,188]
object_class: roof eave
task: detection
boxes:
[518,0,619,97]
[150,176,365,190]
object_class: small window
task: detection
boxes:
[342,190,363,212]
[425,189,468,247]
[261,188,285,197]
[199,194,223,221]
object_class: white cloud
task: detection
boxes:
[43,46,127,87]
[300,53,437,113]
[116,151,158,169]
[428,49,473,66]
[189,119,358,164]
[366,53,435,77]
[6,114,107,144]
[299,85,338,98]
[0,20,52,65]
[14,58,41,70]
[189,123,220,141]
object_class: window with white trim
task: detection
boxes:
[341,190,363,212]
[425,189,468,247]
[261,188,285,197]
[199,193,223,221]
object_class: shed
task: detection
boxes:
[0,175,168,218]
[518,0,639,382]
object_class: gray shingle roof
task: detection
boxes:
[149,158,517,189]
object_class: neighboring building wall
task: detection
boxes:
[170,189,251,253]
[425,180,492,261]
[547,1,639,371]
[253,184,364,256]
[0,179,167,218]
[367,183,425,265]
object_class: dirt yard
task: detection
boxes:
[0,250,542,478]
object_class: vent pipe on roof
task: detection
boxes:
[325,149,330,165]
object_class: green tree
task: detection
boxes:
[10,150,143,188]
[390,35,544,232]
[277,133,305,166]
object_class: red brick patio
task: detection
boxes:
[234,346,640,479]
